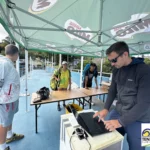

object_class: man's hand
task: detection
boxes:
[95,86,98,89]
[93,109,108,122]
[85,86,88,89]
[104,120,122,131]
[57,78,60,81]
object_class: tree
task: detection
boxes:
[102,59,112,73]
[144,58,150,65]
[75,60,92,69]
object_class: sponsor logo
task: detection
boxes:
[127,79,133,81]
[64,19,93,43]
[46,44,56,48]
[141,124,150,147]
[29,0,57,14]
[95,52,101,57]
[111,13,150,39]
[144,44,150,50]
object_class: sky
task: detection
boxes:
[0,24,8,42]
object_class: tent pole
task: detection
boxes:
[102,24,137,44]
[32,58,33,72]
[103,32,140,54]
[67,55,69,63]
[52,54,54,68]
[59,54,62,66]
[100,51,104,85]
[80,56,84,88]
[30,56,32,76]
[98,0,103,43]
[15,43,20,76]
[14,6,98,46]
[13,26,97,33]
[99,0,104,86]
[45,58,46,69]
[100,57,103,84]
[25,50,28,112]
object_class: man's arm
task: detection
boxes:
[94,71,98,88]
[85,76,88,88]
[0,62,20,104]
[104,70,117,111]
[119,72,150,127]
[94,77,98,88]
[84,70,89,88]
[53,69,60,81]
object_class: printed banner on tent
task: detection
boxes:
[144,43,150,50]
[64,19,93,43]
[111,13,150,39]
[29,0,57,14]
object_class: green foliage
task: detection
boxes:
[74,58,112,74]
[102,59,112,73]
[144,58,150,65]
[75,60,92,69]
[0,40,9,53]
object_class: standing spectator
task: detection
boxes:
[0,44,24,150]
[53,61,71,111]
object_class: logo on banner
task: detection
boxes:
[144,44,150,50]
[74,49,83,54]
[141,124,150,147]
[46,44,56,48]
[29,0,57,14]
[64,19,93,43]
[111,13,150,39]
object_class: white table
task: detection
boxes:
[60,110,124,150]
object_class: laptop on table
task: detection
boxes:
[68,105,110,136]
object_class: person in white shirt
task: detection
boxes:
[0,44,24,150]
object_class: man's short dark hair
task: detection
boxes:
[106,41,129,55]
[5,44,19,56]
[90,63,96,67]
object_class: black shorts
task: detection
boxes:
[82,81,92,88]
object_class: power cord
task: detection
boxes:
[69,128,91,150]
[69,131,76,150]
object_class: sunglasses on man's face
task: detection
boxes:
[108,52,123,63]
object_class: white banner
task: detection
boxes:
[64,19,93,43]
[111,13,150,39]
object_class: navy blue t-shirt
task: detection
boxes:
[85,69,98,83]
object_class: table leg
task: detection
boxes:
[57,102,61,111]
[79,98,81,106]
[63,101,66,107]
[35,105,38,133]
[82,98,85,109]
[103,94,106,102]
[89,96,92,109]
[73,99,75,104]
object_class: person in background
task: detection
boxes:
[94,41,150,150]
[53,61,71,111]
[83,63,98,89]
[82,63,98,105]
[0,44,24,150]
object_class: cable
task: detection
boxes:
[85,138,91,150]
[69,135,73,150]
[81,128,91,150]
[69,131,76,150]
[69,128,91,150]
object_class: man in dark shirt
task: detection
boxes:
[83,63,98,89]
[93,41,150,150]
